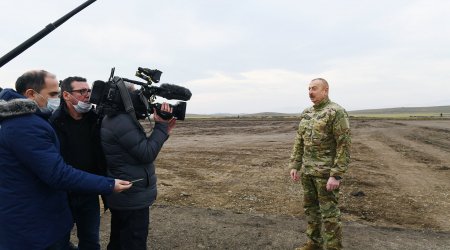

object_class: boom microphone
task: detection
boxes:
[0,0,97,68]
[154,83,192,101]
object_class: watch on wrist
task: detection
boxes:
[333,176,342,180]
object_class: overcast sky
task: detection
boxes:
[1,0,449,114]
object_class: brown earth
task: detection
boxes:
[73,118,450,249]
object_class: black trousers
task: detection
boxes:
[68,193,101,250]
[107,207,150,250]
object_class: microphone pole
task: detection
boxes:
[0,0,97,68]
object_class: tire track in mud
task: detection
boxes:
[354,123,450,231]
[405,132,450,154]
[381,120,450,152]
[159,119,450,232]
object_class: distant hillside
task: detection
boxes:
[188,105,450,118]
[242,112,297,117]
[187,112,298,118]
[349,105,450,116]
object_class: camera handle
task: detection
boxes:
[122,78,173,120]
[155,109,173,120]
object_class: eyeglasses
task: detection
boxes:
[70,88,91,96]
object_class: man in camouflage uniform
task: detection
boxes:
[290,78,351,250]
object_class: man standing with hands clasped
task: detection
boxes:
[290,78,351,250]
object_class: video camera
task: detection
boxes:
[89,67,192,120]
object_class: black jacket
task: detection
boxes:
[101,113,169,210]
[50,105,106,175]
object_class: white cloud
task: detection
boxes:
[185,69,313,114]
[1,0,450,114]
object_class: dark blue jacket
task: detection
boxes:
[0,89,115,250]
[101,113,168,210]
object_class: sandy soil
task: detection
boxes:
[72,118,450,249]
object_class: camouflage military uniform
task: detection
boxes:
[290,97,351,250]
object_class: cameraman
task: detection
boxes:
[100,89,176,250]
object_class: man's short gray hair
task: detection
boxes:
[311,78,329,88]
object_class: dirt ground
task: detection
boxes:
[73,118,450,249]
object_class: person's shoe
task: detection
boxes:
[294,241,323,250]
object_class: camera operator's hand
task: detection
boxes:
[113,179,132,193]
[154,102,176,134]
[153,102,173,123]
[167,117,176,134]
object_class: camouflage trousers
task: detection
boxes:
[301,174,342,250]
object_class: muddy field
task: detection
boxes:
[74,118,450,249]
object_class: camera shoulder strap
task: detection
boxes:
[115,77,145,132]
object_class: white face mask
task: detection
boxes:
[33,91,52,114]
[73,100,92,113]
[47,97,60,112]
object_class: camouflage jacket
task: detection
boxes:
[290,98,351,178]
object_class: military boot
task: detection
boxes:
[294,241,323,250]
